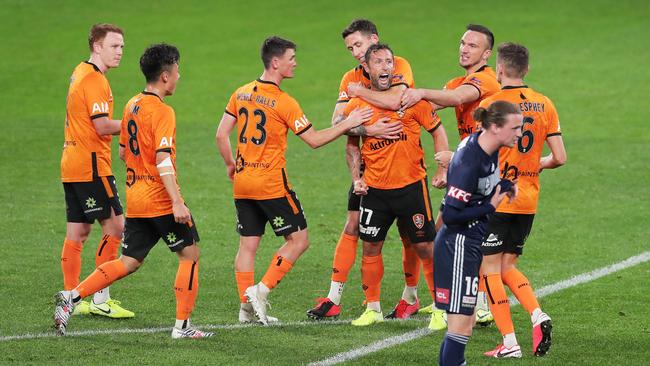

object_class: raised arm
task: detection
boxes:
[215,112,238,181]
[401,84,480,110]
[348,83,406,111]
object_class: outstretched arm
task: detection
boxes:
[299,107,373,149]
[348,83,407,111]
[401,84,480,109]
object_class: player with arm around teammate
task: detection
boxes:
[54,43,213,339]
[215,36,373,325]
[334,44,449,326]
[308,19,444,322]
[434,101,522,365]
[401,24,501,328]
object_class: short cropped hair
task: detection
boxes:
[139,43,180,83]
[342,19,378,39]
[497,42,529,78]
[88,23,123,51]
[473,101,521,129]
[466,24,494,50]
[364,43,393,64]
[261,36,296,69]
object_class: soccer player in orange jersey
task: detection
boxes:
[307,19,442,322]
[479,43,567,358]
[59,23,133,318]
[215,36,373,325]
[339,44,449,326]
[401,24,501,327]
[54,43,213,339]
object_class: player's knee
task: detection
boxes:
[343,223,359,236]
[178,244,200,262]
[120,256,142,274]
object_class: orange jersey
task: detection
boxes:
[337,56,414,103]
[445,65,500,140]
[118,92,178,218]
[225,79,313,200]
[61,62,115,182]
[344,98,442,189]
[480,86,562,214]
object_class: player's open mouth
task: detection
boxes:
[378,73,390,82]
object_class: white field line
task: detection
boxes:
[307,251,650,366]
[1,251,648,345]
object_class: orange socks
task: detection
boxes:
[235,271,255,303]
[420,257,435,301]
[95,234,121,267]
[261,254,293,290]
[361,254,384,303]
[331,233,358,283]
[61,238,83,290]
[175,260,199,320]
[484,273,514,336]
[76,259,128,298]
[402,240,421,287]
[502,268,540,315]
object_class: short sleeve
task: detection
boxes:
[82,73,111,120]
[280,96,312,135]
[545,97,562,137]
[337,71,354,103]
[154,106,176,153]
[392,57,414,88]
[412,101,441,132]
[463,72,493,98]
[225,91,238,118]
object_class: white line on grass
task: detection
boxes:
[307,251,650,366]
[1,251,647,345]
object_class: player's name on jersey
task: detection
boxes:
[236,92,277,108]
[368,132,408,151]
[519,101,545,113]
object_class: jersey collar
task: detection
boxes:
[256,78,280,89]
[501,85,529,90]
[84,61,101,72]
[141,91,163,101]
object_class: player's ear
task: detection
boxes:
[483,48,493,61]
[369,34,379,44]
[161,70,169,83]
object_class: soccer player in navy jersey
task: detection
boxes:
[434,101,522,365]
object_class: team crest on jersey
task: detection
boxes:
[412,213,425,229]
[338,91,348,100]
[397,109,405,118]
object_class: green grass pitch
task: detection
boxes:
[1,0,649,364]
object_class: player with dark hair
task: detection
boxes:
[59,23,133,319]
[401,24,501,327]
[434,100,522,365]
[336,44,449,326]
[216,36,373,325]
[54,43,213,339]
[480,42,566,358]
[307,18,445,323]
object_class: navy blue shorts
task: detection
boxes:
[434,226,483,315]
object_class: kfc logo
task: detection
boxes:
[447,186,471,202]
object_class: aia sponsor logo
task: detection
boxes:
[412,213,425,229]
[447,186,471,202]
[435,288,450,304]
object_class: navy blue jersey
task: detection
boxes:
[443,132,500,240]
